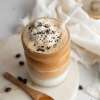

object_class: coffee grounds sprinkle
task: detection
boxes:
[37,22,42,27]
[29,20,62,53]
[44,24,49,28]
[46,46,51,50]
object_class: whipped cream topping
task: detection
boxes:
[26,18,64,53]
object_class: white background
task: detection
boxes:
[0,0,97,100]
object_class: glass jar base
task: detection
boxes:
[26,63,71,87]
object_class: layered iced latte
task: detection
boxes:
[21,17,71,86]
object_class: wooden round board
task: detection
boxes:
[0,34,79,100]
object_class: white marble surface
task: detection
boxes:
[0,34,79,100]
[0,35,97,100]
[0,0,98,100]
[0,0,35,39]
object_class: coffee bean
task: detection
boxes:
[23,79,27,84]
[78,85,83,90]
[19,61,24,66]
[37,48,45,52]
[46,46,50,50]
[17,76,27,84]
[4,87,12,92]
[37,22,42,27]
[15,53,21,58]
[17,76,23,82]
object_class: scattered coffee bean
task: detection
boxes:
[15,53,21,58]
[17,76,23,82]
[23,79,27,84]
[19,61,24,66]
[4,87,12,92]
[17,76,27,84]
[78,85,83,90]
